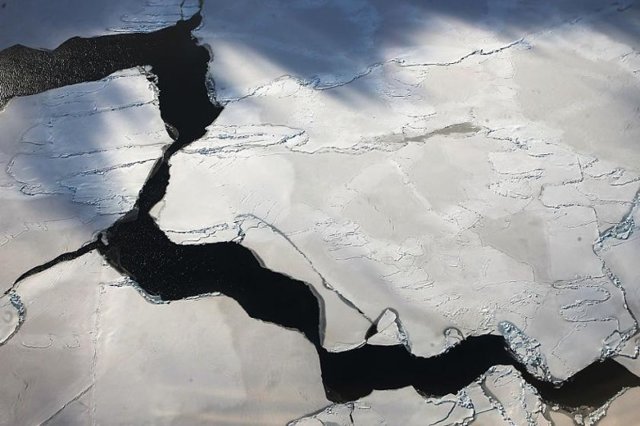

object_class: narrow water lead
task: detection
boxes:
[1,13,639,414]
[100,214,640,409]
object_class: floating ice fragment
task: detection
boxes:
[367,308,409,347]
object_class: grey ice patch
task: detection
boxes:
[428,122,482,137]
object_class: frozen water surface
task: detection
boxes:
[2,0,640,424]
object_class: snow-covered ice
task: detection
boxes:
[2,0,640,424]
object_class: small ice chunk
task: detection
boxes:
[367,309,408,347]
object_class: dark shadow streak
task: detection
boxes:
[2,12,639,413]
[12,240,101,285]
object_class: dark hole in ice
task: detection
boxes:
[2,13,639,413]
[0,13,218,143]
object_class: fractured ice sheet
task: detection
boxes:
[290,387,474,426]
[291,366,552,426]
[3,0,640,424]
[0,252,329,425]
[605,201,640,371]
[154,1,640,383]
[232,215,373,352]
[155,128,638,379]
[92,281,328,425]
[196,0,631,104]
[0,69,169,293]
[366,308,408,347]
[596,387,640,426]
